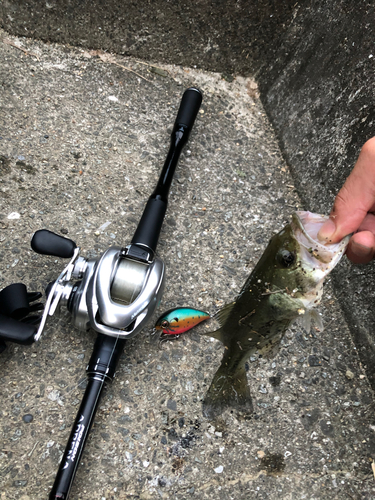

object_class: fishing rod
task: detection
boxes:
[0,87,202,499]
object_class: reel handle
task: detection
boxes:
[0,284,44,346]
[31,229,77,258]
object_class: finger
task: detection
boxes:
[346,231,375,264]
[27,291,43,303]
[28,303,44,313]
[21,315,42,326]
[356,212,375,234]
[318,138,375,242]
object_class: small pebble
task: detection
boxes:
[345,370,355,380]
[167,399,177,411]
[214,465,224,473]
[22,414,33,423]
[308,355,321,367]
[8,212,20,220]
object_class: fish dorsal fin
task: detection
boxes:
[213,301,236,329]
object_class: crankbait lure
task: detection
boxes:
[155,307,210,336]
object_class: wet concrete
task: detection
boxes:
[1,31,375,500]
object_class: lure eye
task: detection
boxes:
[161,320,169,329]
[277,249,295,267]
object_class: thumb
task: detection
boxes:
[318,138,375,243]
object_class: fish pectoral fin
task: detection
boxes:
[202,327,225,343]
[213,301,236,329]
[310,309,324,332]
[295,308,324,333]
[202,358,253,419]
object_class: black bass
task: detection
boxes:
[156,212,349,419]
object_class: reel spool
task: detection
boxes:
[111,257,148,305]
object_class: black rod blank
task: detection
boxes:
[49,335,125,499]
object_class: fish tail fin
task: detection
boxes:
[202,355,253,419]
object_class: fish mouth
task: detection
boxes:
[292,211,349,276]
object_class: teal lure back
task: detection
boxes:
[154,307,210,335]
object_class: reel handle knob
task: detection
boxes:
[31,229,77,258]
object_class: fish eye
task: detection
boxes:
[161,320,169,328]
[277,249,295,267]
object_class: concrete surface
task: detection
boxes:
[2,0,375,397]
[1,31,375,500]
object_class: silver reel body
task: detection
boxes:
[36,245,165,340]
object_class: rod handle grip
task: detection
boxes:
[174,87,202,130]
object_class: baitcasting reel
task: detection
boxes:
[1,86,203,346]
[32,230,165,340]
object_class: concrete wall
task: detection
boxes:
[1,0,375,385]
[0,0,296,74]
[257,1,375,387]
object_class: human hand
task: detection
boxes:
[318,137,375,264]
